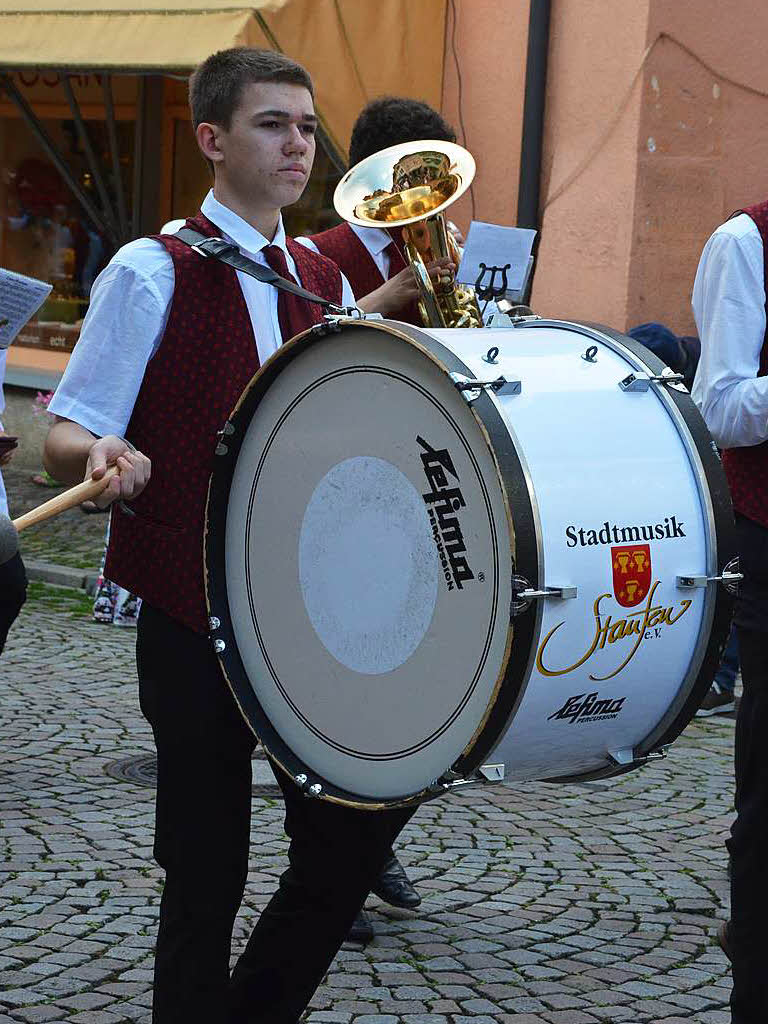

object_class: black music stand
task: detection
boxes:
[474,263,511,318]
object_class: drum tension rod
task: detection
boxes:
[619,369,686,392]
[609,747,667,768]
[429,763,506,794]
[511,575,577,615]
[676,570,744,590]
[450,372,521,402]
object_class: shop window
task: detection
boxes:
[0,111,133,355]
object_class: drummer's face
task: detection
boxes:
[213,81,317,214]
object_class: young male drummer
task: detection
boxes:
[43,47,415,1024]
[298,96,458,324]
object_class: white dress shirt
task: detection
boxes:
[49,191,355,438]
[297,223,393,280]
[692,212,768,449]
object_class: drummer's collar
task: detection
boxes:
[201,190,290,260]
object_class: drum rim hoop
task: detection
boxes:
[203,317,535,808]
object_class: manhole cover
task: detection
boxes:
[104,753,280,795]
[104,754,157,787]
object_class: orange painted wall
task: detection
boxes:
[530,1,651,327]
[629,2,768,335]
[440,0,530,236]
[523,0,768,333]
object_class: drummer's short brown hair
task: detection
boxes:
[190,48,314,130]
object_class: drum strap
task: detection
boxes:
[172,227,353,316]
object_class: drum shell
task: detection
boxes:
[428,319,735,784]
[205,317,735,806]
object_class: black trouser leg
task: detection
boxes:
[729,626,768,1024]
[227,770,414,1024]
[0,552,27,655]
[137,605,256,1024]
[137,604,416,1024]
[728,514,768,1024]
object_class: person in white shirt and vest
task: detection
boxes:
[692,201,768,1024]
[298,96,457,326]
[43,47,415,1024]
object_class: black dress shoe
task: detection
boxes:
[371,854,421,909]
[346,909,373,945]
[718,919,733,962]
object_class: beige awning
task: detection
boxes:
[0,0,287,69]
[0,0,446,158]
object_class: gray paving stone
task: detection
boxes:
[1,597,738,1023]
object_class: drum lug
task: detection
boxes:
[212,638,226,654]
[209,615,221,631]
[511,574,577,616]
[478,762,505,782]
[451,372,521,403]
[619,368,686,393]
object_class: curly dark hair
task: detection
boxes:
[348,97,456,167]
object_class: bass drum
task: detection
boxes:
[205,317,735,808]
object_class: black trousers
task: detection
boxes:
[136,604,415,1024]
[0,552,27,656]
[728,515,768,1024]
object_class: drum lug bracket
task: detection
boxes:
[609,746,667,768]
[451,372,521,403]
[511,575,577,616]
[619,368,687,393]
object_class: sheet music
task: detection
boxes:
[457,221,537,295]
[0,268,52,350]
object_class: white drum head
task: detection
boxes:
[208,323,515,803]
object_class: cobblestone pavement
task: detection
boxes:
[1,590,735,1024]
[4,465,107,571]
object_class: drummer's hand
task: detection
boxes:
[358,258,455,317]
[86,435,151,509]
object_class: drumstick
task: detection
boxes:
[11,465,120,533]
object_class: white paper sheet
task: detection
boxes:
[457,221,537,296]
[0,268,52,350]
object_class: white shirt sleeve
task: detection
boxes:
[48,239,174,438]
[691,214,768,449]
[339,271,357,308]
[294,236,358,305]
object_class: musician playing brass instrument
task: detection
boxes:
[299,97,479,329]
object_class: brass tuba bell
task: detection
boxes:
[333,140,484,329]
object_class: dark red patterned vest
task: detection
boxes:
[310,221,421,326]
[722,200,768,528]
[105,211,342,632]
